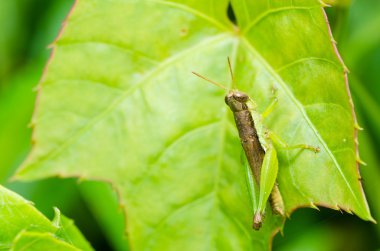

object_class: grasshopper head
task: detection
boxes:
[225,91,249,112]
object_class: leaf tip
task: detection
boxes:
[369,216,377,224]
[309,202,320,210]
[52,207,61,228]
[319,1,332,7]
[32,85,41,92]
[47,42,56,49]
[356,157,367,166]
[343,65,350,74]
[27,119,36,128]
[76,176,87,184]
[354,138,359,145]
[332,204,340,211]
[354,122,364,131]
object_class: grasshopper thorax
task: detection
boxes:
[225,90,250,112]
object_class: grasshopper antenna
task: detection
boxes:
[227,57,236,89]
[192,71,228,91]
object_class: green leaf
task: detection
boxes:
[55,211,94,251]
[0,185,92,250]
[15,0,373,249]
[12,231,80,251]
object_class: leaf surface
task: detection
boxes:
[0,185,92,251]
[12,232,81,251]
[15,0,373,249]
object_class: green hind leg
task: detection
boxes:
[268,131,320,153]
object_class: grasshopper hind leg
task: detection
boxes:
[253,183,285,230]
[270,183,285,216]
[268,131,320,153]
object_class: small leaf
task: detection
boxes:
[0,185,92,250]
[55,213,94,251]
[15,0,373,249]
[12,231,80,251]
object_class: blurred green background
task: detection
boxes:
[0,1,378,250]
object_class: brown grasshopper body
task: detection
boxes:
[224,91,264,186]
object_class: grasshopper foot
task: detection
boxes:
[253,213,263,230]
[306,145,320,153]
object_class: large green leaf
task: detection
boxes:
[0,185,92,250]
[15,0,373,249]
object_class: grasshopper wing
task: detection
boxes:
[253,145,278,229]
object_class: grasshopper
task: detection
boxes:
[193,59,320,230]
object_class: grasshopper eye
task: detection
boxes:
[234,91,249,102]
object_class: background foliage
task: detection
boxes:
[0,0,379,250]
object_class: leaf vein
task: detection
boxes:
[242,6,320,34]
[144,193,213,248]
[129,122,220,191]
[28,34,230,169]
[304,102,352,120]
[276,57,342,72]
[44,79,126,92]
[57,40,159,65]
[152,0,229,31]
